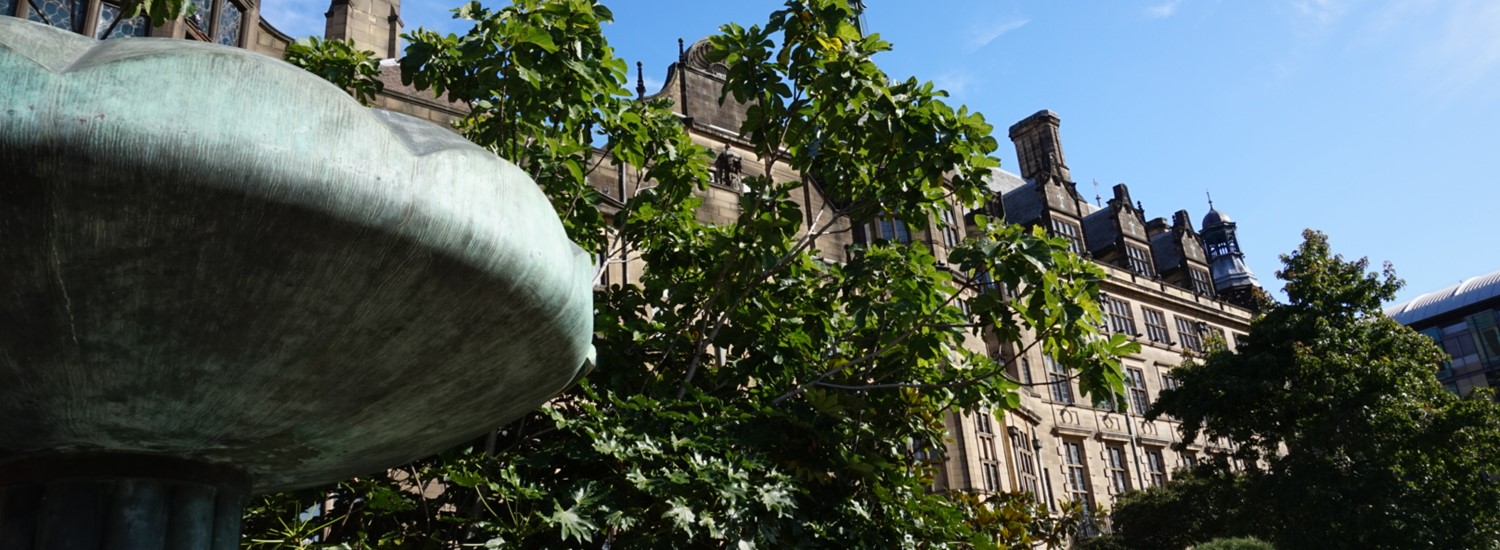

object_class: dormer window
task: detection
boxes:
[1125,245,1154,277]
[1189,267,1214,296]
[1049,218,1083,255]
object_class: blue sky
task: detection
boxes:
[264,0,1500,305]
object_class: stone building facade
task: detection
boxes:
[0,0,463,126]
[5,0,1262,526]
[599,40,1262,522]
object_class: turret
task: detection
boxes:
[1200,202,1260,309]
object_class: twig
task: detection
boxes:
[25,0,52,26]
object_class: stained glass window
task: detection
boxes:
[26,0,88,31]
[97,3,149,39]
[0,0,16,17]
[188,0,213,33]
[214,1,241,45]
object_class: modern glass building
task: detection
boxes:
[1386,270,1500,396]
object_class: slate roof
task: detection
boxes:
[1151,230,1183,274]
[1082,208,1117,254]
[1000,181,1044,224]
[987,168,1028,195]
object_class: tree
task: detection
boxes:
[284,37,385,106]
[245,0,1133,547]
[1109,230,1500,550]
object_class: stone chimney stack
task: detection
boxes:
[1146,217,1169,237]
[1008,110,1070,182]
[325,0,403,59]
[1172,210,1194,232]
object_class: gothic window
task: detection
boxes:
[939,207,960,249]
[10,0,150,38]
[1190,267,1214,295]
[24,0,87,31]
[1106,444,1132,493]
[1019,357,1033,386]
[1145,448,1167,487]
[1062,440,1093,507]
[869,216,913,244]
[1176,317,1204,352]
[1104,296,1137,335]
[975,411,1001,493]
[97,2,148,38]
[1125,244,1154,277]
[186,0,246,46]
[1049,218,1083,255]
[1046,356,1074,404]
[1126,368,1149,414]
[1011,432,1040,498]
[1142,307,1171,344]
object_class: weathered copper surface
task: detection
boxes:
[0,16,595,499]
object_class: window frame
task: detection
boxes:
[975,411,1001,493]
[1189,267,1214,295]
[1142,307,1171,344]
[1049,218,1084,255]
[868,216,913,245]
[1176,316,1204,352]
[1126,367,1149,414]
[1045,356,1074,404]
[1125,244,1154,277]
[1106,444,1132,494]
[1011,432,1040,498]
[1062,439,1093,508]
[939,206,960,249]
[1104,296,1138,335]
[1145,448,1167,487]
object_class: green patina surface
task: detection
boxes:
[0,17,595,493]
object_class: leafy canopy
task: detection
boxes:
[1109,230,1500,550]
[284,37,386,106]
[247,0,1133,547]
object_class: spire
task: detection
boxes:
[636,61,645,100]
[677,38,690,122]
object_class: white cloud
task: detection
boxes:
[933,71,972,95]
[1290,0,1350,26]
[1145,0,1182,19]
[966,17,1029,52]
[1425,0,1500,93]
